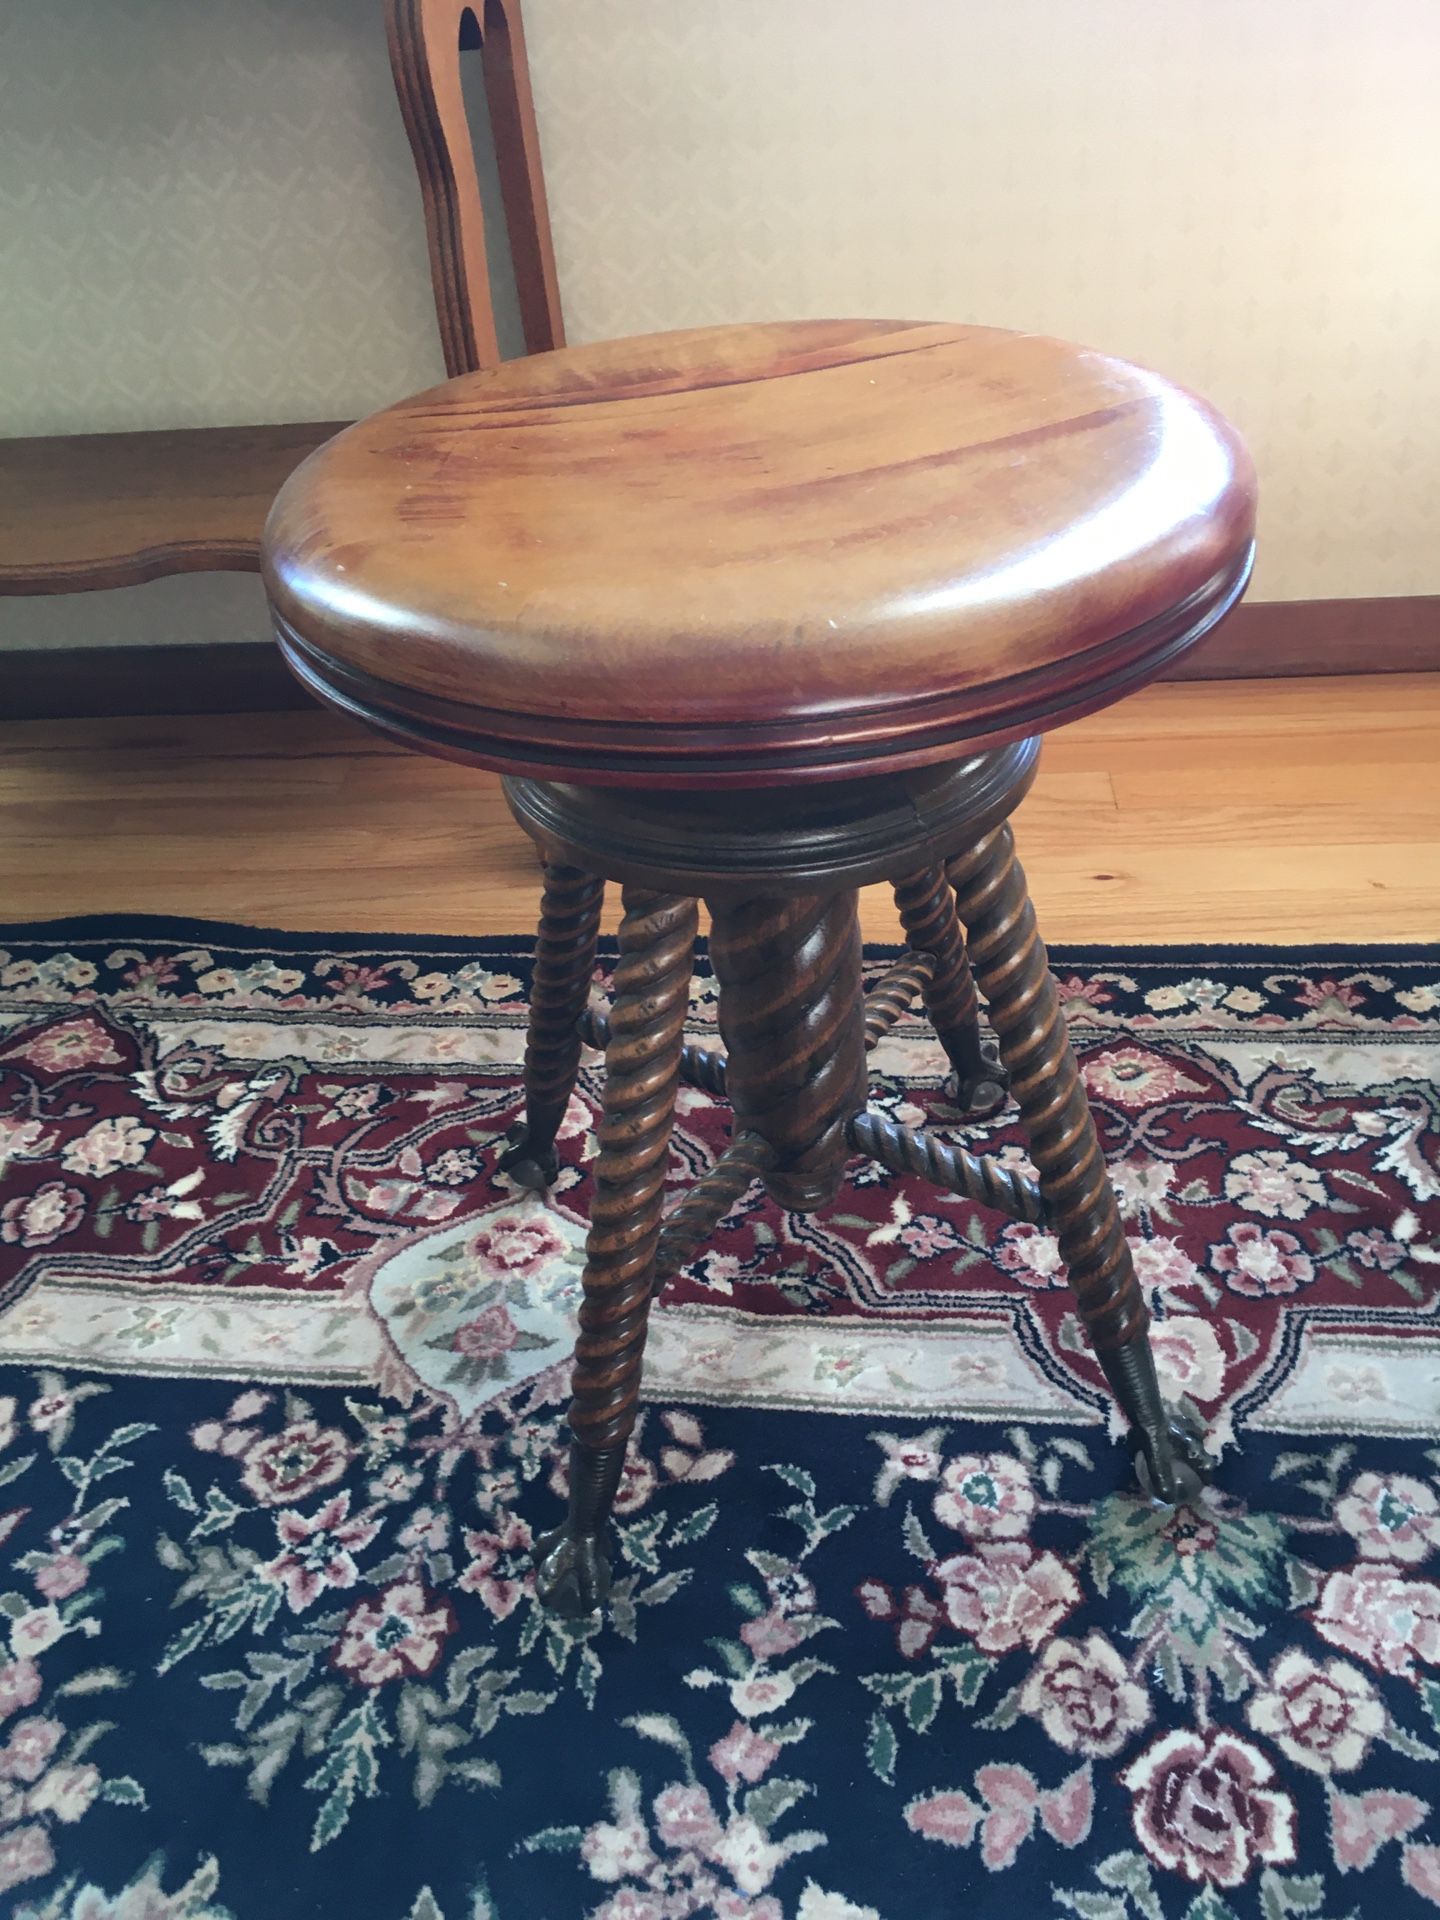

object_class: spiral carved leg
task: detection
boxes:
[499,863,605,1189]
[894,866,1008,1113]
[707,891,869,1213]
[583,956,934,1093]
[948,826,1214,1504]
[847,1108,1046,1224]
[654,1130,777,1289]
[534,887,698,1617]
[863,953,935,1047]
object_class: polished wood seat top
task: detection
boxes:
[264,320,1255,786]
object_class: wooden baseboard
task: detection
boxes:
[1168,594,1440,680]
[0,642,313,722]
[2,596,1437,722]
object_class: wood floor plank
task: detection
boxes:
[0,676,1436,945]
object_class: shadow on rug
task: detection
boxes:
[0,917,1438,1920]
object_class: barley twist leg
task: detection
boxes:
[707,891,869,1213]
[534,886,698,1616]
[948,825,1211,1503]
[893,865,1008,1112]
[499,863,605,1189]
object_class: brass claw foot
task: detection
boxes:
[1128,1396,1215,1506]
[497,1120,559,1191]
[533,1525,611,1619]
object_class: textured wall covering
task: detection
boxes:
[3,0,1438,627]
[521,0,1440,603]
[0,0,446,432]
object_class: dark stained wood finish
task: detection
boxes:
[707,892,869,1212]
[0,424,346,597]
[521,771,1215,1603]
[534,885,696,1616]
[495,861,603,1187]
[947,822,1146,1355]
[653,1131,777,1288]
[386,0,563,377]
[945,822,1206,1500]
[264,320,1256,786]
[892,864,1004,1108]
[501,744,1039,886]
[579,1005,730,1098]
[473,0,564,358]
[862,952,935,1047]
[847,1109,1046,1225]
[564,887,697,1453]
[0,644,309,723]
[580,953,948,1104]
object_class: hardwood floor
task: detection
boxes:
[1,674,1437,946]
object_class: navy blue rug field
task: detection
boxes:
[1,919,1439,1920]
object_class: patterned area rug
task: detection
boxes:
[1,919,1439,1920]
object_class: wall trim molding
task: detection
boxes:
[1164,595,1440,682]
[2,596,1438,723]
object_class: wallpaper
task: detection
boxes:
[2,0,1438,640]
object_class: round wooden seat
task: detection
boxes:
[264,319,1255,788]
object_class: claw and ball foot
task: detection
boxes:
[497,1120,559,1191]
[533,1439,627,1618]
[533,1525,612,1618]
[942,1040,1010,1116]
[1129,1396,1215,1506]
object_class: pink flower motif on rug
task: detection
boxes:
[992,1223,1065,1289]
[60,1115,154,1178]
[451,1303,520,1361]
[2,1017,120,1071]
[457,1515,534,1620]
[1313,1564,1440,1676]
[0,1182,85,1249]
[261,1492,382,1613]
[1335,1471,1440,1564]
[1083,1046,1204,1108]
[468,1209,570,1281]
[932,1543,1081,1654]
[1120,1728,1297,1887]
[932,1453,1035,1539]
[1017,1631,1150,1757]
[1210,1220,1317,1297]
[239,1420,354,1507]
[1224,1148,1328,1221]
[1148,1315,1226,1402]
[331,1580,456,1687]
[1245,1651,1384,1775]
[1128,1234,1202,1297]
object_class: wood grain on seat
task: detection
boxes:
[263,320,1255,785]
